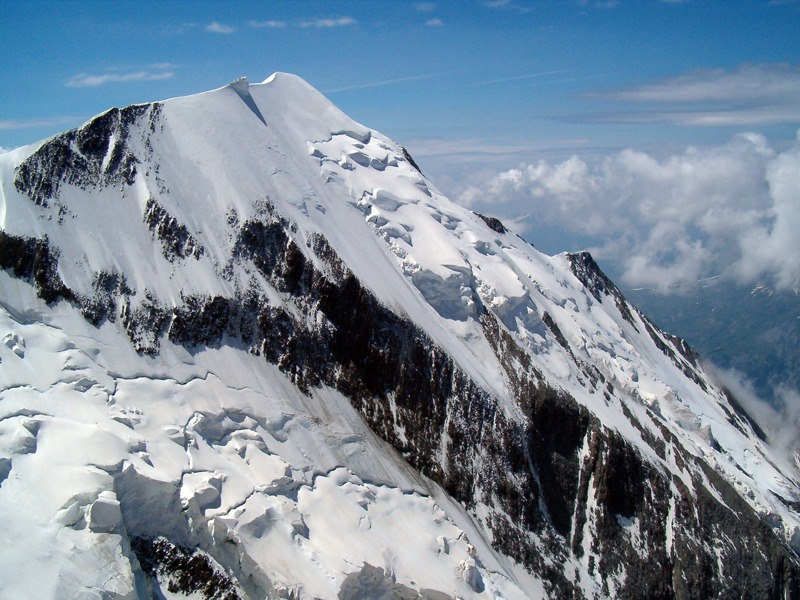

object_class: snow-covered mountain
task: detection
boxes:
[626,278,800,408]
[1,73,798,599]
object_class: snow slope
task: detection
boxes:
[1,73,799,598]
[0,272,534,599]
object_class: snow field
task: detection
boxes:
[0,273,532,598]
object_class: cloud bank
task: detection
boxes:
[459,131,800,292]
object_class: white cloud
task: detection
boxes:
[299,16,356,28]
[249,20,286,28]
[591,63,800,126]
[206,21,236,34]
[459,131,800,292]
[736,138,800,289]
[482,0,531,12]
[415,2,436,11]
[426,18,443,26]
[65,70,175,88]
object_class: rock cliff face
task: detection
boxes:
[0,74,798,599]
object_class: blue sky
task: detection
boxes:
[2,0,800,288]
[2,1,798,153]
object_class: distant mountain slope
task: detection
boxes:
[1,73,798,599]
[626,278,800,406]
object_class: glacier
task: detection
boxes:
[0,73,798,598]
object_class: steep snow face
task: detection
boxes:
[0,275,533,599]
[1,74,799,598]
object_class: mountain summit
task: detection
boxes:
[1,73,798,599]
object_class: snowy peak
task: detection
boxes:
[229,77,267,126]
[1,73,799,598]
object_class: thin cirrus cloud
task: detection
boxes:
[577,107,800,127]
[65,70,175,88]
[439,70,568,92]
[482,0,532,12]
[248,20,287,28]
[298,17,356,28]
[0,116,81,131]
[426,19,444,27]
[585,63,800,126]
[247,16,356,29]
[324,73,438,94]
